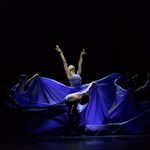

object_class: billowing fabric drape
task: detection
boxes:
[4,73,150,136]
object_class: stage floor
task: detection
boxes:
[0,135,150,150]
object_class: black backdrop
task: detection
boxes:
[0,1,149,89]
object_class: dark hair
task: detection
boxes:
[18,74,28,82]
[80,93,89,105]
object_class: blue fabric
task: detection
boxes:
[0,103,69,136]
[7,72,150,136]
[10,76,76,106]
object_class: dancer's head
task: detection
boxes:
[79,93,89,105]
[18,74,28,84]
[68,65,75,73]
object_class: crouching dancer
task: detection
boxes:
[64,81,96,135]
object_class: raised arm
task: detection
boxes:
[77,48,87,75]
[27,73,39,84]
[55,45,70,78]
[81,81,96,94]
[135,80,150,92]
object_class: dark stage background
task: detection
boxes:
[0,1,149,91]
